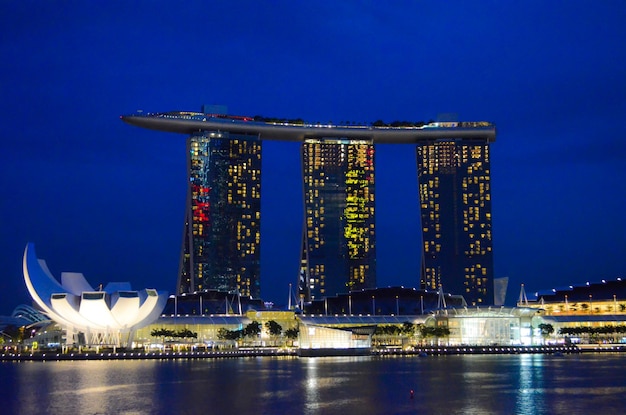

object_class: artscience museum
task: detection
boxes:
[22,243,168,349]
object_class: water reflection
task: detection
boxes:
[302,357,364,414]
[304,357,320,411]
[2,354,626,414]
[13,360,160,414]
[516,354,545,414]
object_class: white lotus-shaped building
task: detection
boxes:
[23,243,167,346]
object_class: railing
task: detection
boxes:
[0,347,297,361]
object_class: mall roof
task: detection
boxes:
[298,315,426,325]
[156,315,252,326]
[430,306,541,318]
[531,277,626,302]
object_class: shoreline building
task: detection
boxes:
[299,138,376,301]
[122,111,496,303]
[177,109,262,298]
[520,278,626,314]
[517,279,626,344]
[22,243,167,349]
[417,122,495,306]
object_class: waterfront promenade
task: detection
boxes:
[3,344,625,362]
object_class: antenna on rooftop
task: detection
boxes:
[224,290,242,315]
[238,290,242,315]
[202,104,228,115]
[436,113,458,122]
[518,284,529,306]
[287,283,301,311]
[437,284,447,310]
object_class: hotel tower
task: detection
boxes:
[177,125,262,299]
[122,111,495,305]
[417,130,494,306]
[298,139,376,301]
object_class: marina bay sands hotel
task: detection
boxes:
[122,108,496,306]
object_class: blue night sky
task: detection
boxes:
[1,1,625,314]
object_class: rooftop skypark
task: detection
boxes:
[121,111,496,143]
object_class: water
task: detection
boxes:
[1,354,625,414]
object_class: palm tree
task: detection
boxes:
[538,323,554,344]
[265,320,282,346]
[243,321,261,346]
[285,328,299,347]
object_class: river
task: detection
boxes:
[1,353,625,414]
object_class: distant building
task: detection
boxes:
[297,323,375,356]
[177,129,262,298]
[428,307,543,346]
[417,135,495,305]
[299,139,376,301]
[519,278,626,344]
[520,278,626,316]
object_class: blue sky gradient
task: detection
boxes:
[1,1,625,313]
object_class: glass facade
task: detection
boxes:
[429,307,539,346]
[298,324,372,350]
[417,139,494,306]
[299,139,376,301]
[177,131,262,298]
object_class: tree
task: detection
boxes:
[538,323,554,337]
[217,328,229,340]
[284,328,299,346]
[175,329,198,340]
[433,327,450,338]
[151,328,175,345]
[419,326,433,344]
[375,325,400,336]
[420,326,450,345]
[244,321,261,338]
[558,324,626,344]
[538,323,554,344]
[285,328,299,340]
[401,322,415,336]
[217,328,242,341]
[265,320,283,337]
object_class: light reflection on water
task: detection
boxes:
[516,354,545,414]
[1,354,626,414]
